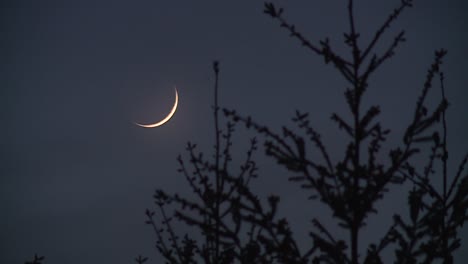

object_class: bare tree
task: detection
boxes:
[20,1,466,263]
[145,1,468,264]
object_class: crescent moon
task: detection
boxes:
[135,87,178,128]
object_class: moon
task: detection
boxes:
[135,87,179,128]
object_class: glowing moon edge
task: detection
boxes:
[135,87,178,128]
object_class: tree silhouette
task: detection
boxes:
[22,1,467,263]
[145,1,468,263]
[24,254,45,264]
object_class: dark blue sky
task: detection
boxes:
[2,1,467,263]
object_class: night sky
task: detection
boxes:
[2,1,468,263]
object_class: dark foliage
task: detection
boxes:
[23,1,467,263]
[146,1,468,264]
[135,255,149,264]
[24,254,45,264]
[145,60,299,263]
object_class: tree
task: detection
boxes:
[24,254,45,264]
[144,1,468,263]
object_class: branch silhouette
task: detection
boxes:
[146,1,467,263]
[222,1,467,264]
[24,254,45,264]
[23,1,467,263]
